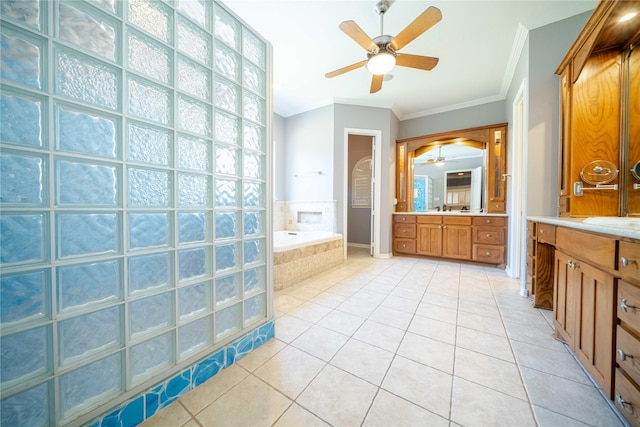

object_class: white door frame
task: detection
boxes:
[344,128,382,258]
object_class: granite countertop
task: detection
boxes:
[393,211,507,217]
[527,216,640,240]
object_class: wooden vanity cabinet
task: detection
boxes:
[472,216,506,266]
[526,222,555,309]
[393,214,416,254]
[416,216,442,257]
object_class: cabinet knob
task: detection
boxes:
[567,260,578,270]
[620,299,637,312]
[442,225,447,229]
[485,219,490,224]
[485,251,491,256]
[402,217,406,221]
[617,349,634,361]
[539,229,544,234]
[616,394,631,409]
[486,233,491,238]
[620,257,637,268]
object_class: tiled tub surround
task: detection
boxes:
[277,201,337,233]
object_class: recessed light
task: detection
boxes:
[619,12,638,23]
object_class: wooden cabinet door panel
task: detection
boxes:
[442,225,471,260]
[417,224,442,257]
[554,250,577,346]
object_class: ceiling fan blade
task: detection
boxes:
[390,6,442,51]
[339,20,378,51]
[325,60,367,78]
[370,74,383,93]
[396,54,439,71]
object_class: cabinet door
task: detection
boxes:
[559,67,572,215]
[487,126,507,213]
[417,224,442,256]
[442,225,471,260]
[554,250,578,346]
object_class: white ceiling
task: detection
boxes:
[222,0,597,119]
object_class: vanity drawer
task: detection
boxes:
[417,215,442,224]
[616,325,640,387]
[527,221,536,239]
[473,227,505,245]
[394,239,416,254]
[614,369,640,427]
[394,223,416,239]
[394,214,416,223]
[472,216,506,227]
[443,216,472,225]
[537,224,556,245]
[620,241,640,283]
[619,280,640,332]
[473,244,505,264]
[556,227,616,270]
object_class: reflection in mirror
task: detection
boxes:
[632,160,640,181]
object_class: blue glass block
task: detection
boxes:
[127,168,170,207]
[57,160,118,206]
[243,28,266,69]
[178,282,210,319]
[215,243,238,273]
[0,152,44,205]
[226,333,253,365]
[214,45,240,83]
[1,269,49,325]
[243,121,264,152]
[177,135,209,171]
[127,122,170,165]
[178,212,206,244]
[127,30,170,84]
[128,213,169,249]
[214,80,240,114]
[60,352,122,418]
[243,210,263,236]
[243,239,264,265]
[58,213,118,258]
[177,17,210,65]
[1,326,49,386]
[243,62,265,96]
[177,173,209,207]
[58,260,121,311]
[0,213,45,265]
[243,182,264,208]
[215,303,241,339]
[178,56,210,101]
[58,2,117,61]
[243,152,263,179]
[56,49,118,110]
[127,0,171,43]
[130,332,173,382]
[98,396,144,427]
[0,381,51,427]
[215,211,238,240]
[243,91,265,124]
[214,144,239,175]
[57,104,117,158]
[178,247,208,282]
[244,266,265,295]
[59,306,122,366]
[192,348,224,387]
[176,0,208,29]
[128,252,171,294]
[177,96,211,137]
[179,316,211,357]
[0,29,41,88]
[146,369,191,417]
[129,292,172,337]
[127,77,170,125]
[215,179,238,207]
[215,273,241,307]
[214,7,240,50]
[244,293,266,323]
[214,110,240,145]
[0,92,42,147]
[0,0,41,30]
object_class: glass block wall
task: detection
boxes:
[0,0,271,425]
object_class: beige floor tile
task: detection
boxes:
[415,302,458,324]
[363,389,449,427]
[272,403,330,427]
[397,332,455,374]
[180,364,249,415]
[352,289,387,305]
[196,375,291,427]
[274,314,312,343]
[326,282,362,297]
[380,295,420,313]
[455,326,514,362]
[531,405,591,427]
[281,285,322,301]
[273,294,305,314]
[139,401,191,427]
[456,310,506,336]
[389,286,425,302]
[297,364,378,427]
[308,291,348,309]
[457,299,500,318]
[291,324,349,361]
[499,306,551,326]
[180,420,200,427]
[511,340,592,385]
[330,339,394,385]
[421,292,459,310]
[367,306,413,330]
[236,338,287,372]
[503,319,567,352]
[337,296,379,318]
[408,314,457,345]
[353,319,405,352]
[317,309,365,336]
[286,301,332,323]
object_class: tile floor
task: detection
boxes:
[141,248,626,427]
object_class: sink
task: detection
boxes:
[582,217,640,230]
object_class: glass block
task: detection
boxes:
[1,382,51,427]
[129,292,172,337]
[177,173,209,207]
[214,110,240,145]
[56,159,118,206]
[60,352,122,418]
[243,181,264,208]
[57,104,117,158]
[215,303,241,339]
[176,0,209,29]
[178,282,211,320]
[1,269,49,325]
[1,326,49,386]
[177,96,211,137]
[214,144,239,176]
[244,266,266,295]
[243,29,266,69]
[0,213,45,265]
[215,273,241,307]
[177,56,210,101]
[56,49,118,110]
[243,152,263,179]
[243,62,265,96]
[179,316,211,357]
[214,179,239,207]
[59,306,122,366]
[244,293,266,324]
[178,212,206,244]
[58,2,117,61]
[92,0,117,15]
[214,45,240,83]
[127,0,171,43]
[177,17,210,65]
[130,332,173,383]
[214,79,240,114]
[243,121,265,152]
[178,247,208,282]
[0,91,42,147]
[0,29,42,88]
[215,211,239,240]
[0,152,44,205]
[243,210,264,237]
[128,213,169,249]
[127,122,170,165]
[243,91,265,124]
[215,242,238,273]
[214,7,239,50]
[127,77,170,125]
[128,252,171,294]
[127,167,170,207]
[127,30,170,84]
[177,135,209,171]
[58,259,121,312]
[58,213,118,259]
[243,238,264,265]
[0,0,41,30]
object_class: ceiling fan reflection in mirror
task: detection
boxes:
[325,0,442,94]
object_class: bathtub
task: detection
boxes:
[273,230,344,290]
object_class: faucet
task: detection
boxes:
[436,206,441,211]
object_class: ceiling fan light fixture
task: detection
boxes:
[367,51,396,75]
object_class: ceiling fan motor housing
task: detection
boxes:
[375,0,392,16]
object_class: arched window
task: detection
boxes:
[352,156,372,208]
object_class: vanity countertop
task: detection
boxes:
[393,211,507,217]
[528,216,640,240]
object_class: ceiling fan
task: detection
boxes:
[325,0,442,94]
[417,146,447,167]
